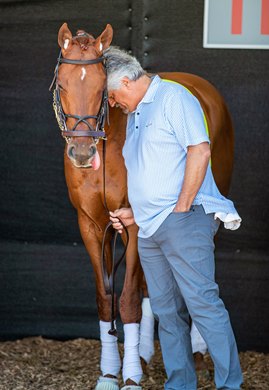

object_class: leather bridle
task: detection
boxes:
[49,49,108,143]
[49,46,129,336]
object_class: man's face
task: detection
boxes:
[108,78,137,114]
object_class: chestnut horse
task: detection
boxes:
[51,23,233,390]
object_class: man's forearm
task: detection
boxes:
[174,142,210,212]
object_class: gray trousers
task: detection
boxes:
[138,205,242,390]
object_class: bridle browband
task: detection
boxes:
[49,46,129,336]
[49,49,108,143]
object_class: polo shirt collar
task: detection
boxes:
[139,75,162,105]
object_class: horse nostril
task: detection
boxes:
[89,145,96,157]
[67,145,75,159]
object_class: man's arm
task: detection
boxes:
[173,142,210,212]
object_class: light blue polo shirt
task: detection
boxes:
[122,75,239,238]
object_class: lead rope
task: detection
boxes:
[101,138,129,336]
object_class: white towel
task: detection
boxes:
[214,212,242,230]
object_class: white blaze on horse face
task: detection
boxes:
[64,39,69,50]
[99,42,103,51]
[81,67,86,81]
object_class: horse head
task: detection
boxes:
[56,23,113,169]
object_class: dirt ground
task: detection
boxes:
[0,337,268,390]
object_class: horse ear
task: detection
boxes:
[58,23,73,50]
[95,24,113,52]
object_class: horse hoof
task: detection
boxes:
[95,376,119,390]
[121,386,142,390]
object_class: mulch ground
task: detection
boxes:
[0,337,268,390]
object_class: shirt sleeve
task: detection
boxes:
[165,89,210,152]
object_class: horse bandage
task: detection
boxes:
[123,323,143,384]
[100,321,121,377]
[139,297,155,363]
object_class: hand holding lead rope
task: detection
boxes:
[109,207,135,234]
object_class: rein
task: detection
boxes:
[101,140,129,336]
[50,49,129,336]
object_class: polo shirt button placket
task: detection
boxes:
[135,112,140,131]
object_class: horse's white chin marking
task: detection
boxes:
[73,162,92,169]
[81,67,86,81]
[64,39,69,50]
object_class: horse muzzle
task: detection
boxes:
[67,142,100,169]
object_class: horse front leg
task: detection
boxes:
[123,230,155,374]
[119,224,145,389]
[78,212,121,390]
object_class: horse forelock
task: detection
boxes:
[72,31,95,49]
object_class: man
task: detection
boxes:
[104,47,243,389]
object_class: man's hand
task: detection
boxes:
[109,207,135,234]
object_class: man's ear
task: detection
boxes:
[94,24,113,53]
[58,23,73,50]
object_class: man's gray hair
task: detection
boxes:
[104,46,146,90]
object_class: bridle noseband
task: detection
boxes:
[49,49,108,143]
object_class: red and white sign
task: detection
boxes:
[203,0,269,49]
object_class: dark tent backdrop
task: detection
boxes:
[0,0,268,351]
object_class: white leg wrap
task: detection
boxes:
[95,376,119,390]
[100,321,121,377]
[122,323,143,384]
[139,297,155,363]
[191,322,207,355]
